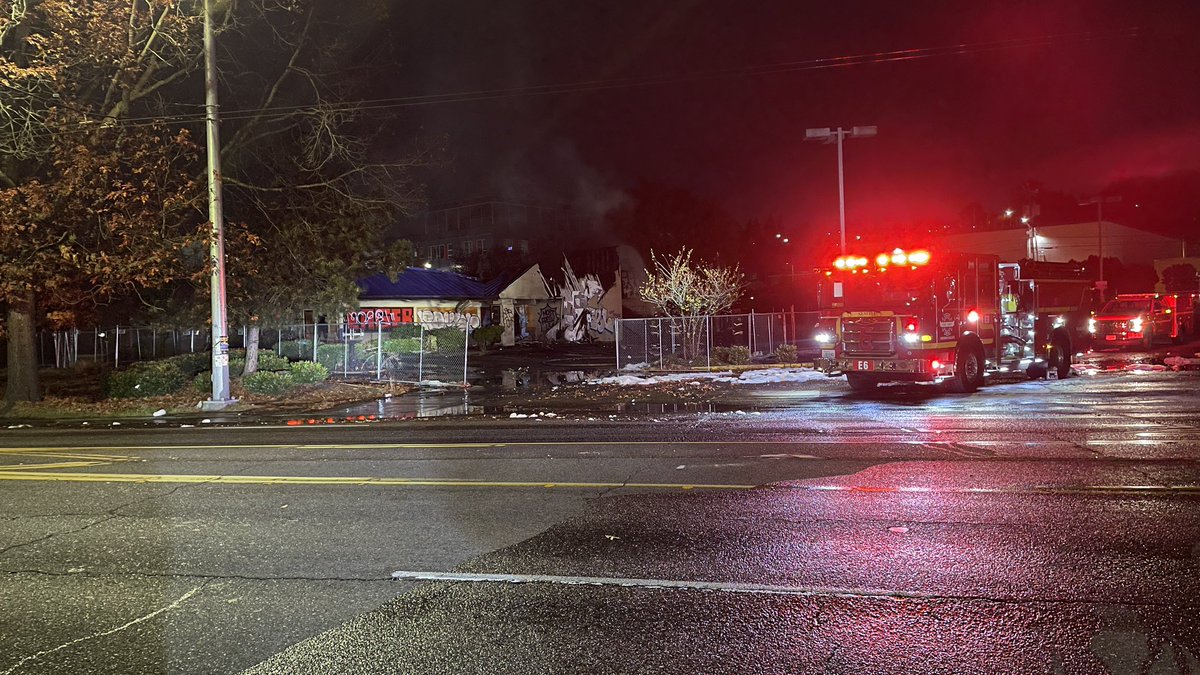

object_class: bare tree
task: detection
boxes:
[639,248,746,317]
[638,248,746,363]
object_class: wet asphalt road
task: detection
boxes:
[1,367,1199,674]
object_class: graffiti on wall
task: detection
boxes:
[346,307,480,330]
[545,260,617,342]
[538,305,560,335]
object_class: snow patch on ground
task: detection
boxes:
[714,368,831,384]
[1074,362,1173,375]
[1164,356,1200,369]
[588,368,827,386]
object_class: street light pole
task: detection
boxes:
[836,131,846,255]
[203,0,233,408]
[1080,195,1121,301]
[805,126,877,255]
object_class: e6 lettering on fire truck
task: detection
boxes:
[813,248,1095,393]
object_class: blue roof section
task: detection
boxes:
[358,267,493,300]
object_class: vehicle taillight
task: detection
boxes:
[966,309,980,324]
[904,317,919,333]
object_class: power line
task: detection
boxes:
[6,28,1141,140]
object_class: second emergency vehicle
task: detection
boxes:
[1089,293,1196,349]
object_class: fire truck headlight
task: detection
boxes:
[815,332,834,344]
[902,333,919,344]
[1087,318,1096,334]
[1131,317,1143,333]
[967,309,980,323]
[1053,316,1066,328]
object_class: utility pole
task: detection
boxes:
[202,0,233,409]
[804,126,877,255]
[1080,195,1121,302]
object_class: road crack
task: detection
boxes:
[0,582,208,675]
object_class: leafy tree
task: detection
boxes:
[143,1,433,375]
[1161,263,1199,292]
[1,0,204,402]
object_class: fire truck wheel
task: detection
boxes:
[1048,332,1071,379]
[949,343,985,393]
[846,374,878,392]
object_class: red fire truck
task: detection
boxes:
[813,248,1095,392]
[1089,293,1197,349]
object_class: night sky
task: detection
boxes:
[371,1,1200,238]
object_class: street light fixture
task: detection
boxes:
[805,125,877,254]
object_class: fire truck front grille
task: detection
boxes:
[841,317,896,355]
[1098,320,1129,334]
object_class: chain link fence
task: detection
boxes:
[31,323,472,385]
[615,311,820,371]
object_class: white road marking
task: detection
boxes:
[390,570,941,600]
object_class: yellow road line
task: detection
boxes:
[0,471,756,490]
[0,461,117,471]
[0,441,811,452]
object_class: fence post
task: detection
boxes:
[615,319,621,370]
[748,310,755,354]
[343,327,350,378]
[768,316,774,355]
[418,324,426,384]
[706,315,712,371]
[643,321,649,369]
[657,318,663,369]
[670,320,676,365]
[376,322,383,380]
[463,326,471,385]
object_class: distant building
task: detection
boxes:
[351,258,626,346]
[938,221,1185,266]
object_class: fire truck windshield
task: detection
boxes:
[822,269,936,311]
[1100,299,1151,314]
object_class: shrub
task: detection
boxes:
[316,343,345,371]
[381,337,422,355]
[773,344,799,363]
[426,327,464,352]
[288,361,329,383]
[389,325,423,339]
[472,325,504,351]
[193,371,211,394]
[278,340,313,361]
[713,345,750,365]
[105,360,188,398]
[165,352,211,377]
[242,370,295,396]
[256,350,291,372]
